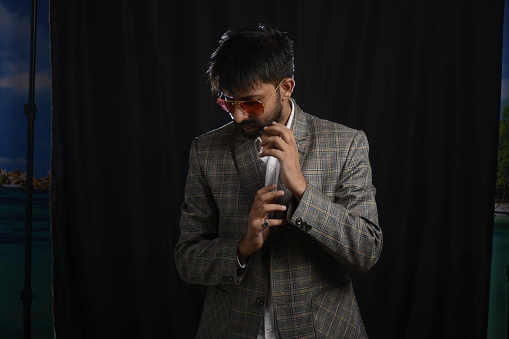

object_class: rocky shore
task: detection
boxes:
[0,168,50,190]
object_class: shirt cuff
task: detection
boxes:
[237,256,246,269]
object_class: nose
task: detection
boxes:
[231,104,249,124]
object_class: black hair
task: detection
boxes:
[207,23,294,97]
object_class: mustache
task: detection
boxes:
[236,119,262,127]
[234,119,266,139]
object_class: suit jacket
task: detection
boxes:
[175,100,382,338]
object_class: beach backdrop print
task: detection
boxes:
[0,0,53,338]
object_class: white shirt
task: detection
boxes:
[255,101,295,339]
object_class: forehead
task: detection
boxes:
[223,82,274,100]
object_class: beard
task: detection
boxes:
[236,119,265,139]
[235,100,283,139]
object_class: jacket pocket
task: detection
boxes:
[311,282,368,339]
[196,286,232,339]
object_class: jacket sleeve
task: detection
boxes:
[174,138,244,286]
[287,130,382,273]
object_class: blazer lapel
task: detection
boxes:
[233,129,265,204]
[290,100,312,169]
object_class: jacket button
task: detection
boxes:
[256,297,265,305]
[296,218,302,226]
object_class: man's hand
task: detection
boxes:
[238,184,287,262]
[260,121,307,200]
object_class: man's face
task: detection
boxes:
[225,82,283,139]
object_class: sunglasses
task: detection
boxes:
[216,80,283,116]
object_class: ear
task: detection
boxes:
[280,78,295,100]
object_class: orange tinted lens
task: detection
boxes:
[239,101,264,116]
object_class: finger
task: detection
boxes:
[265,218,287,228]
[252,189,284,210]
[259,147,282,159]
[262,125,287,138]
[255,202,287,218]
[260,136,287,151]
[259,142,289,160]
[257,202,287,215]
[264,122,294,140]
[259,188,284,200]
[270,121,289,131]
[256,184,278,197]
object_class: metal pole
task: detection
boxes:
[20,0,38,337]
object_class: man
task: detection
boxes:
[175,24,382,338]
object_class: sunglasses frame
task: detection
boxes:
[216,80,283,117]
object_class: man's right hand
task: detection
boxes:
[237,184,287,262]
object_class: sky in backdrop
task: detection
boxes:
[0,0,50,178]
[502,3,509,112]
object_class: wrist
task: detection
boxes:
[237,239,249,263]
[291,178,307,201]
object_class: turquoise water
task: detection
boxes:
[0,186,53,338]
[488,216,509,339]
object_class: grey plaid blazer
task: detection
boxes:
[175,100,382,338]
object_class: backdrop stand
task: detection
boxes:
[20,0,39,338]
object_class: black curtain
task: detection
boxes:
[49,1,504,338]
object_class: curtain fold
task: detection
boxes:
[50,1,504,338]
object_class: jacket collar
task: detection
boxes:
[288,98,311,155]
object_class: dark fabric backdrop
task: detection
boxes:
[49,1,504,338]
